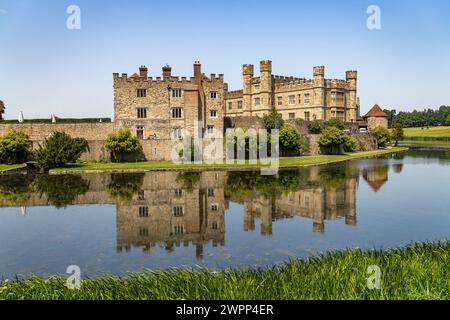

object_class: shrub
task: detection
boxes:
[298,135,310,155]
[372,126,392,148]
[325,118,345,130]
[0,130,32,164]
[105,129,142,162]
[279,125,301,151]
[33,132,89,170]
[318,127,346,154]
[263,108,284,131]
[307,120,323,134]
[343,135,357,152]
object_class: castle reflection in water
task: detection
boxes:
[0,159,396,259]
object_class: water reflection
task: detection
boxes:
[0,160,394,260]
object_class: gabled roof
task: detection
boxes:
[364,104,388,118]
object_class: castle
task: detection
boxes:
[0,60,376,161]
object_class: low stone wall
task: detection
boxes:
[224,116,264,130]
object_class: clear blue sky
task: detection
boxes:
[0,0,449,119]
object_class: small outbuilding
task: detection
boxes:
[363,104,388,130]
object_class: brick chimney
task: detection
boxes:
[193,61,202,83]
[139,65,148,78]
[162,64,172,79]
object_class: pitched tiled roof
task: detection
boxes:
[364,104,388,118]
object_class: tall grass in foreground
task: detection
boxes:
[0,241,448,300]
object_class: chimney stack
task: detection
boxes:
[193,61,202,83]
[139,65,148,78]
[162,64,172,79]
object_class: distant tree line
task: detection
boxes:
[383,106,450,128]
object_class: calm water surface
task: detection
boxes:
[0,148,449,278]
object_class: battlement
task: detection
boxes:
[260,60,272,73]
[346,70,357,80]
[274,79,315,91]
[273,75,306,83]
[225,90,243,99]
[243,64,254,75]
[326,79,349,89]
[313,66,325,76]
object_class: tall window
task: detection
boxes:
[139,206,149,217]
[277,96,283,106]
[137,108,147,119]
[298,94,302,104]
[289,112,295,119]
[288,95,295,105]
[211,204,218,211]
[172,108,182,118]
[207,188,215,197]
[210,91,217,99]
[172,128,182,139]
[228,102,233,110]
[172,206,184,217]
[237,101,243,109]
[174,189,183,197]
[212,222,219,230]
[304,93,310,105]
[207,126,214,134]
[137,89,146,98]
[254,97,261,106]
[210,110,218,118]
[136,126,144,139]
[174,225,184,235]
[304,112,310,121]
[172,88,182,98]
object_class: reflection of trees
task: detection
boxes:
[106,173,144,202]
[0,175,32,206]
[318,163,359,189]
[392,163,403,173]
[225,170,310,199]
[32,175,89,208]
[175,172,200,192]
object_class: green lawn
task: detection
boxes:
[0,241,447,300]
[0,164,23,171]
[52,147,408,173]
[402,126,450,140]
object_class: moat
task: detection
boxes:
[0,147,448,279]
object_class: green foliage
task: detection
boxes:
[32,175,89,208]
[445,114,450,126]
[307,120,323,134]
[318,127,346,154]
[0,130,32,164]
[262,108,284,131]
[325,118,345,130]
[343,135,357,152]
[1,242,448,300]
[105,129,142,162]
[298,135,310,155]
[279,125,301,151]
[33,132,89,170]
[384,106,450,128]
[391,122,404,146]
[106,173,144,202]
[176,172,201,192]
[373,126,392,148]
[0,175,32,205]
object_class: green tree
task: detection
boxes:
[372,126,392,148]
[391,122,404,146]
[33,132,88,170]
[318,127,347,154]
[279,125,301,151]
[445,114,450,126]
[0,130,32,164]
[343,135,357,152]
[307,120,323,134]
[105,128,142,162]
[262,108,284,131]
[326,118,345,130]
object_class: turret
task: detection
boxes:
[313,66,325,119]
[242,64,254,116]
[346,70,358,122]
[259,60,273,112]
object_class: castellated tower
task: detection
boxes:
[242,64,254,116]
[259,60,273,114]
[346,70,358,122]
[313,66,326,119]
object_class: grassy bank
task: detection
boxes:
[402,126,450,141]
[0,241,448,300]
[51,147,408,173]
[0,164,23,171]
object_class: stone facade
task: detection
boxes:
[225,60,359,122]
